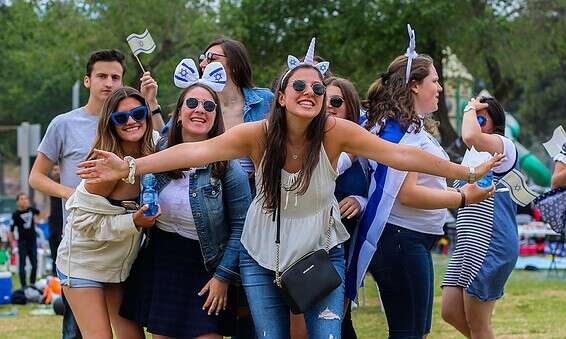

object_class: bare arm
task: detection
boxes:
[397,172,493,209]
[461,110,504,154]
[551,161,566,189]
[78,122,263,183]
[29,153,74,199]
[329,118,498,180]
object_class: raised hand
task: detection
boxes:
[76,149,129,184]
[140,71,158,105]
[474,153,505,179]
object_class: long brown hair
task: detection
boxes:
[167,84,227,179]
[363,54,438,135]
[324,76,361,123]
[260,64,328,214]
[204,38,254,89]
[87,87,154,160]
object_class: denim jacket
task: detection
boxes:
[242,87,273,122]
[154,138,252,284]
[160,87,273,135]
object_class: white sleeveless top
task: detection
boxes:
[241,145,350,271]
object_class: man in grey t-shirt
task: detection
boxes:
[29,49,127,339]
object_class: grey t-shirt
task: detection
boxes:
[37,107,99,223]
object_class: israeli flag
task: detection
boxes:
[127,29,156,56]
[499,169,539,207]
[345,119,424,302]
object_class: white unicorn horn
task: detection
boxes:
[305,37,316,65]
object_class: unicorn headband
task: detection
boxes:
[173,59,227,92]
[279,37,330,89]
[404,24,418,84]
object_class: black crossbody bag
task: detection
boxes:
[272,182,342,314]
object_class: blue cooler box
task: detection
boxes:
[0,271,12,304]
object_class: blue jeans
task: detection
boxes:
[368,224,440,339]
[240,245,345,339]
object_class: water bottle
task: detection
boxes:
[141,174,158,216]
[476,170,493,189]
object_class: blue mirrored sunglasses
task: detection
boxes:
[477,115,487,127]
[110,106,148,125]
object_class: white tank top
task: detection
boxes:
[241,145,350,271]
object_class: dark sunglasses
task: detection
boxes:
[477,115,487,127]
[185,97,217,112]
[198,51,226,63]
[290,79,326,96]
[110,106,148,125]
[329,96,344,108]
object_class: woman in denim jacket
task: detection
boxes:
[120,82,252,339]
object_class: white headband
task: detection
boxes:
[405,24,418,84]
[280,37,330,88]
[173,59,227,92]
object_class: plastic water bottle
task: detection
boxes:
[141,174,158,216]
[476,170,493,189]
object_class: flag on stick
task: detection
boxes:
[499,169,539,206]
[542,125,566,158]
[126,29,156,72]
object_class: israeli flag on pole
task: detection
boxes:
[499,169,539,207]
[127,29,156,56]
[345,119,423,302]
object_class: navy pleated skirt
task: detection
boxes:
[120,227,236,338]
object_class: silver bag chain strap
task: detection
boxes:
[274,208,334,287]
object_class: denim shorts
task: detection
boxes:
[56,268,104,288]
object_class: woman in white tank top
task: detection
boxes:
[78,40,502,338]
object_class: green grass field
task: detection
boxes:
[1,255,565,338]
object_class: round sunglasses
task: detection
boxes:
[110,106,148,125]
[329,96,344,108]
[198,51,226,63]
[289,79,326,96]
[186,97,217,112]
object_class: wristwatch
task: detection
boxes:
[466,166,476,184]
[463,104,476,113]
[151,105,162,116]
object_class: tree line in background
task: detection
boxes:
[0,0,564,162]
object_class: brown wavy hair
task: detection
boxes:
[324,76,361,123]
[87,87,154,160]
[166,84,228,179]
[260,64,328,213]
[363,54,438,135]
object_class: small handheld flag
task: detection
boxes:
[542,125,566,159]
[126,29,156,72]
[499,169,539,206]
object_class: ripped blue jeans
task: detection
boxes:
[240,245,345,339]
